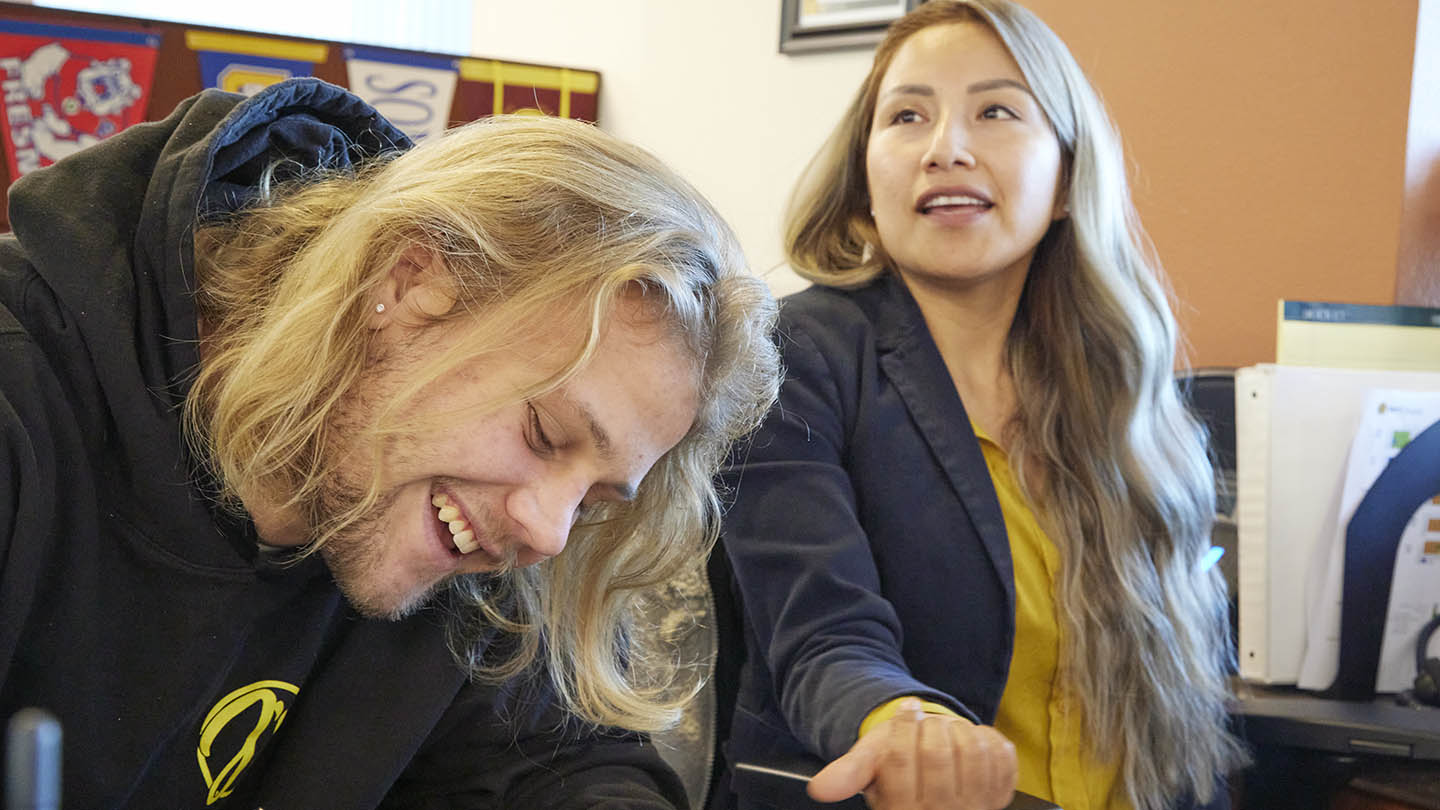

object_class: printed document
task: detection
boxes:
[1298,390,1440,691]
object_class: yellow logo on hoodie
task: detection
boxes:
[196,680,299,805]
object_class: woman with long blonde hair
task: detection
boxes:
[720,2,1245,808]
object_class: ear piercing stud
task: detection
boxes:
[375,304,386,313]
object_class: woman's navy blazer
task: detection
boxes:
[718,274,1229,810]
[720,272,1017,767]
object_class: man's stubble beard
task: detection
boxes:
[310,345,445,620]
[307,336,520,621]
[306,335,441,621]
[313,472,524,621]
[314,474,440,621]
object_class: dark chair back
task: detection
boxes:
[1180,368,1239,483]
[1178,367,1239,640]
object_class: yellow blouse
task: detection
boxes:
[859,425,1129,809]
[976,424,1130,810]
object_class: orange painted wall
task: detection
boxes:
[1024,0,1418,367]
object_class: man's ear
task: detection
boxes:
[369,246,456,329]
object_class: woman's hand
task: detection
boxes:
[806,700,1017,809]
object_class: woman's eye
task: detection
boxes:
[889,108,921,125]
[981,104,1018,120]
[526,403,554,455]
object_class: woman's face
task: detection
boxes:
[865,22,1064,292]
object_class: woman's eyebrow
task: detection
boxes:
[878,83,934,102]
[878,78,1036,103]
[967,77,1035,98]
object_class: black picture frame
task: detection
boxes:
[779,0,921,54]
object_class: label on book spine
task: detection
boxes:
[1283,301,1440,328]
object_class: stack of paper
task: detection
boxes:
[1296,390,1440,691]
[1235,366,1440,684]
[1237,300,1440,687]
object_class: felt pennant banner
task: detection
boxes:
[0,19,159,179]
[186,30,327,96]
[454,59,598,123]
[343,46,457,143]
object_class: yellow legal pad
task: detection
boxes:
[1276,300,1440,372]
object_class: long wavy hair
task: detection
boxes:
[786,2,1246,806]
[185,114,780,732]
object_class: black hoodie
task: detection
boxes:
[0,78,685,809]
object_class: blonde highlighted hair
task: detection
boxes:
[787,1,1246,807]
[185,114,780,732]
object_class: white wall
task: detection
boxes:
[37,0,473,55]
[471,0,874,298]
[1398,0,1440,307]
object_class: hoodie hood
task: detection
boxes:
[4,78,410,567]
[9,77,410,402]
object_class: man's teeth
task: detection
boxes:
[924,194,988,210]
[431,493,480,554]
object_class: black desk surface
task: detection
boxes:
[1236,686,1440,761]
[1235,686,1440,810]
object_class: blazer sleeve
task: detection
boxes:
[720,318,975,763]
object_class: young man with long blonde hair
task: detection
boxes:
[0,78,778,808]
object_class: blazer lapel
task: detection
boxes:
[871,276,1015,610]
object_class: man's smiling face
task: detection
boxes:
[280,287,701,620]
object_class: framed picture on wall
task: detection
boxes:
[779,0,921,54]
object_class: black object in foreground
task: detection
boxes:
[5,708,61,810]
